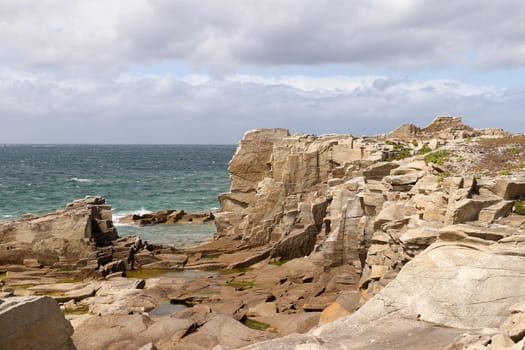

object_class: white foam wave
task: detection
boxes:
[112,207,152,226]
[2,214,14,218]
[70,177,92,183]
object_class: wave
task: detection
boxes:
[112,207,152,226]
[2,214,14,218]
[69,177,92,183]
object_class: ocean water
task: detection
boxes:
[0,144,236,246]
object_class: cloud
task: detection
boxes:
[0,71,522,144]
[2,0,525,71]
[0,1,523,144]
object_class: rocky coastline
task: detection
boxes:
[2,115,525,349]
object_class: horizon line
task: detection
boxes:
[0,143,238,146]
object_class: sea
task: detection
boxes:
[0,144,236,247]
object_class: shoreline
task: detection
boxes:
[3,116,525,349]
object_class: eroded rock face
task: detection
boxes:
[349,238,525,329]
[0,196,118,266]
[215,124,525,295]
[215,129,386,263]
[209,119,525,349]
[0,296,74,350]
[4,118,524,350]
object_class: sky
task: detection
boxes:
[1,0,525,144]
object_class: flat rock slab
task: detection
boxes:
[72,313,195,350]
[347,242,525,329]
[256,312,321,335]
[238,315,467,350]
[172,314,276,349]
[29,282,87,294]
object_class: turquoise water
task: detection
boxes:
[0,144,235,246]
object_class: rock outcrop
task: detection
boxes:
[0,296,74,350]
[120,209,214,225]
[2,115,525,350]
[209,116,525,349]
[0,196,118,266]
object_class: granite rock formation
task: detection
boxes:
[211,115,525,349]
[0,196,118,266]
[0,296,74,350]
[2,115,525,349]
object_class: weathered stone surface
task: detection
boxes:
[173,314,275,349]
[72,313,195,350]
[345,243,525,329]
[490,333,516,349]
[23,258,42,268]
[399,227,440,246]
[137,343,158,350]
[319,302,351,325]
[0,296,74,350]
[247,302,277,318]
[8,120,525,350]
[239,313,466,350]
[0,196,118,265]
[374,201,407,230]
[490,178,525,200]
[363,162,400,180]
[256,312,321,335]
[445,194,502,224]
[387,123,420,140]
[479,200,514,224]
[229,128,290,193]
[410,174,439,194]
[384,171,425,186]
[80,277,150,316]
[504,312,525,342]
[421,115,475,138]
[140,254,188,269]
[439,224,515,242]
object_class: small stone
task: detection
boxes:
[23,259,42,268]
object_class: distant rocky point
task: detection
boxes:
[120,209,214,226]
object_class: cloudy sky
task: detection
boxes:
[1,0,525,143]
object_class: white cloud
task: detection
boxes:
[1,0,525,71]
[0,71,521,143]
[226,74,501,98]
[0,1,524,143]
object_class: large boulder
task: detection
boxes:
[343,240,525,329]
[444,194,502,225]
[490,178,525,200]
[72,313,196,350]
[0,196,118,265]
[0,296,74,350]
